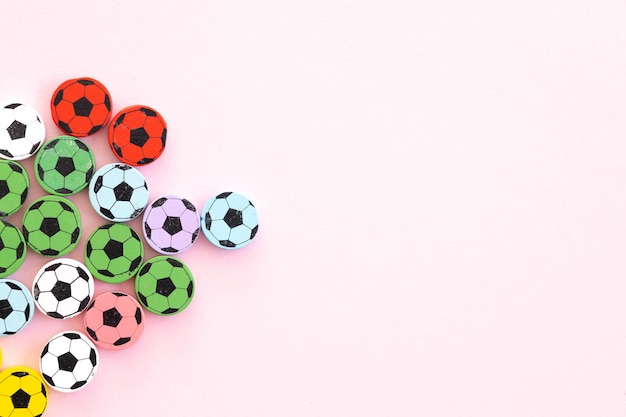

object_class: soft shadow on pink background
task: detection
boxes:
[2,1,626,416]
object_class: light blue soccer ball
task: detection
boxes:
[88,163,149,222]
[200,192,258,249]
[0,279,34,335]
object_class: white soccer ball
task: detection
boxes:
[0,103,45,160]
[40,331,99,392]
[33,258,94,319]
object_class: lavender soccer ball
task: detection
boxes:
[142,195,200,254]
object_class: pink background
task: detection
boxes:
[2,0,626,415]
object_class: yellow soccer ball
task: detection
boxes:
[0,366,48,417]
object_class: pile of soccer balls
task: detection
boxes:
[0,77,258,414]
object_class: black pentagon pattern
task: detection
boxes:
[23,304,30,321]
[224,208,243,228]
[0,149,13,158]
[156,278,175,296]
[129,128,149,147]
[99,223,115,231]
[0,180,8,197]
[139,262,152,276]
[100,207,114,219]
[8,162,22,173]
[42,373,55,387]
[103,240,123,259]
[41,248,60,257]
[114,337,131,346]
[86,327,98,341]
[187,280,194,298]
[70,227,80,243]
[163,216,182,235]
[58,120,71,133]
[78,296,90,312]
[113,113,126,128]
[19,188,27,205]
[152,197,167,207]
[33,283,40,298]
[45,262,61,272]
[6,282,20,291]
[112,144,122,157]
[15,241,24,258]
[0,299,11,319]
[89,348,97,366]
[160,128,167,146]
[137,292,148,306]
[102,308,122,327]
[182,199,196,212]
[166,258,183,268]
[71,380,87,390]
[11,389,30,408]
[55,157,75,177]
[7,121,26,140]
[51,281,72,301]
[129,256,141,272]
[87,125,101,136]
[140,107,156,117]
[41,218,60,237]
[93,175,103,193]
[47,311,64,319]
[131,207,145,219]
[220,240,237,248]
[77,267,90,281]
[73,97,93,117]
[53,90,64,106]
[58,352,78,371]
[113,182,133,201]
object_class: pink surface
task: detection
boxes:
[2,1,626,416]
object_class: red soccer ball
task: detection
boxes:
[108,105,167,166]
[50,77,112,137]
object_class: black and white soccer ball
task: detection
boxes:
[0,103,46,160]
[33,258,94,319]
[40,331,99,392]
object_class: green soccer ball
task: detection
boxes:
[35,135,96,195]
[0,219,26,277]
[135,256,194,315]
[0,160,29,217]
[22,196,81,256]
[84,223,144,283]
